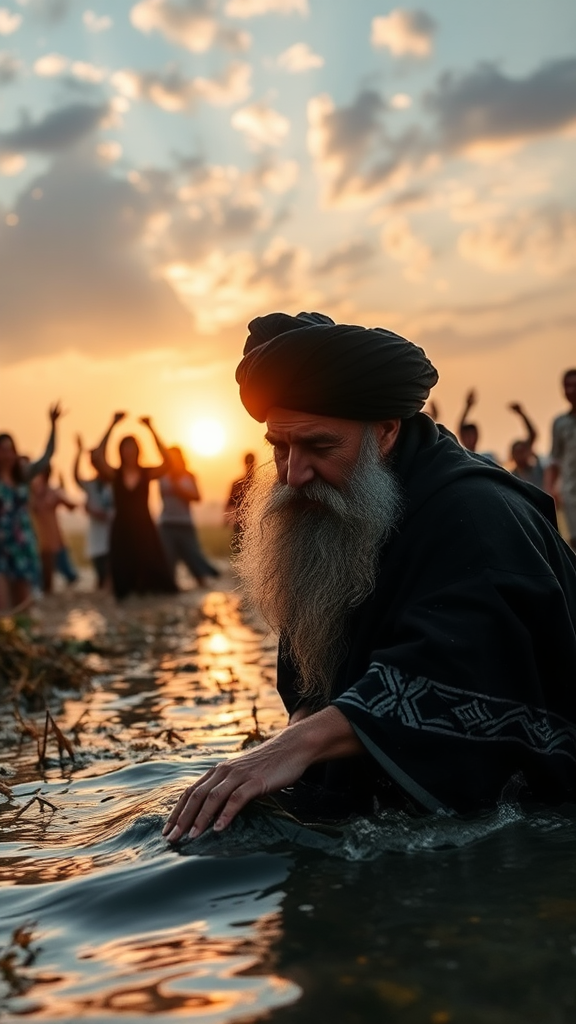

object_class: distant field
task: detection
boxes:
[64,525,233,568]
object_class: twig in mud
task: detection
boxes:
[240,701,267,749]
[70,708,90,742]
[12,703,39,744]
[13,789,58,821]
[37,711,76,765]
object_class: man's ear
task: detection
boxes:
[373,419,402,457]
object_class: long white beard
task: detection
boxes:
[234,428,405,708]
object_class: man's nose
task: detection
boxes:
[285,448,315,488]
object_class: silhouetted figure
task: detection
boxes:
[91,413,177,600]
[29,466,78,593]
[508,402,544,489]
[159,447,219,588]
[224,452,256,550]
[0,403,62,612]
[457,389,479,452]
[74,434,114,589]
[546,368,576,550]
[457,389,498,463]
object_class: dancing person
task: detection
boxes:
[546,369,576,550]
[163,311,576,843]
[159,447,219,588]
[457,388,479,452]
[0,403,62,613]
[508,402,544,489]
[29,467,78,593]
[457,389,498,463]
[224,452,255,550]
[73,434,114,589]
[91,413,177,600]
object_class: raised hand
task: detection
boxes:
[139,416,152,428]
[464,389,477,410]
[49,401,63,424]
[75,433,83,451]
[508,402,523,415]
[112,411,126,425]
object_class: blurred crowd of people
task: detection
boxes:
[0,408,252,613]
[1,367,575,613]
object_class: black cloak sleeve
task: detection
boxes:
[332,465,576,814]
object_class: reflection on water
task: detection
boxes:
[2,584,576,1023]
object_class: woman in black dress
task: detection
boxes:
[91,413,177,600]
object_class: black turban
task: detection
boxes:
[235,311,439,422]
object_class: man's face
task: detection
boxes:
[265,407,394,491]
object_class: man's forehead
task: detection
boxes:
[264,407,360,439]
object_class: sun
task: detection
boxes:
[188,418,226,457]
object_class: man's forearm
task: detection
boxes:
[290,705,364,762]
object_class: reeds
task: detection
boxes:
[0,620,92,711]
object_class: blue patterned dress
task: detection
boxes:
[0,427,54,585]
[0,481,41,584]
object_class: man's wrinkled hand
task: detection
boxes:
[162,729,312,843]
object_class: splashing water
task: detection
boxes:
[2,583,576,1023]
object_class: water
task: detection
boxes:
[2,586,576,1023]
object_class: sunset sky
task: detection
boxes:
[1,0,575,506]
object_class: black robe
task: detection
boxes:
[277,414,576,816]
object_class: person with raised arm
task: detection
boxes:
[507,402,544,489]
[0,402,62,613]
[73,434,114,589]
[91,413,177,600]
[29,466,78,593]
[158,446,219,588]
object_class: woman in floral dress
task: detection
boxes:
[0,403,62,613]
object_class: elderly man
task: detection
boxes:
[164,313,576,842]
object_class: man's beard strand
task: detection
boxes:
[234,428,405,708]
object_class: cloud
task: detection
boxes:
[83,9,113,32]
[0,155,193,362]
[308,89,417,205]
[0,8,22,34]
[225,0,308,16]
[381,215,431,279]
[112,61,251,110]
[27,0,74,25]
[0,152,26,175]
[314,238,375,276]
[0,49,20,83]
[131,0,250,53]
[425,58,576,156]
[308,57,576,209]
[390,92,412,109]
[458,206,576,275]
[158,159,268,265]
[33,52,109,82]
[0,103,109,156]
[248,154,298,192]
[162,235,314,333]
[402,282,575,358]
[96,140,122,163]
[371,8,436,57]
[232,100,290,148]
[277,41,323,72]
[34,52,69,76]
[71,60,108,83]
